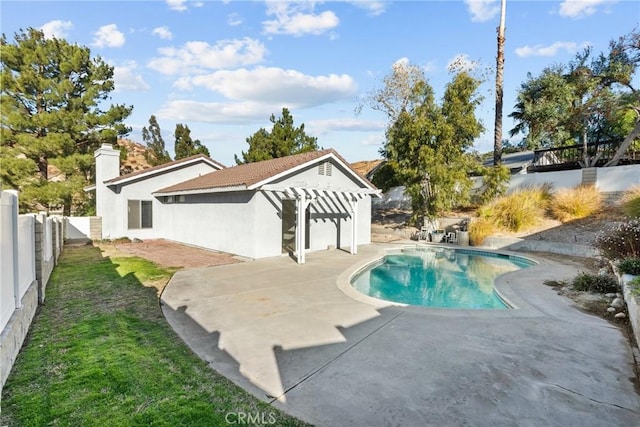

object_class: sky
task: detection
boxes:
[1,1,639,166]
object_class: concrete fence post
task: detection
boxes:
[34,213,46,304]
[52,217,59,264]
[90,216,102,241]
[1,191,18,315]
[61,216,66,246]
[2,191,21,310]
[57,217,61,257]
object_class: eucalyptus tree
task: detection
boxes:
[0,28,132,214]
[372,61,485,219]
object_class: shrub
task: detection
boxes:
[477,165,510,205]
[468,217,495,246]
[571,272,619,294]
[549,185,602,222]
[595,219,640,260]
[618,257,640,275]
[620,185,640,218]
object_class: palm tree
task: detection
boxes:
[493,0,506,166]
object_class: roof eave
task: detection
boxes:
[152,185,248,197]
[106,157,223,186]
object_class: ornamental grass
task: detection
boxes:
[620,185,640,218]
[549,185,603,222]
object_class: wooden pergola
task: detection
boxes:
[261,184,381,264]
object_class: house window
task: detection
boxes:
[166,196,174,203]
[128,200,153,229]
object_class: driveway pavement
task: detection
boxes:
[160,244,640,427]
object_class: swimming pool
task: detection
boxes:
[350,247,535,309]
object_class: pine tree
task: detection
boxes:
[0,28,132,214]
[174,124,210,159]
[235,108,318,164]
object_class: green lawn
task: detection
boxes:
[1,244,309,426]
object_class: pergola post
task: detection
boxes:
[295,193,313,265]
[349,196,358,255]
[295,195,305,264]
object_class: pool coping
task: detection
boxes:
[337,243,553,318]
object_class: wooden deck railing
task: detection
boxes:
[530,140,639,171]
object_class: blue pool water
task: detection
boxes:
[351,248,534,309]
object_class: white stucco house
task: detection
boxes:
[94,144,380,263]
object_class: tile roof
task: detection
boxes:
[155,149,376,194]
[105,154,226,184]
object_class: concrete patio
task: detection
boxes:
[160,244,640,426]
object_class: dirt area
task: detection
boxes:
[371,206,628,246]
[498,208,628,246]
[105,238,241,269]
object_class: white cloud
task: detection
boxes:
[166,0,187,12]
[360,134,385,146]
[263,1,339,36]
[177,67,358,108]
[228,13,243,26]
[559,0,617,19]
[152,26,173,40]
[148,38,267,75]
[421,61,438,74]
[156,100,280,124]
[307,118,385,135]
[515,41,587,57]
[113,61,150,92]
[465,0,500,23]
[92,24,125,48]
[347,1,387,16]
[40,20,73,39]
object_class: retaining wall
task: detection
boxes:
[622,275,640,354]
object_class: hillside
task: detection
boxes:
[116,138,153,174]
[45,138,152,181]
